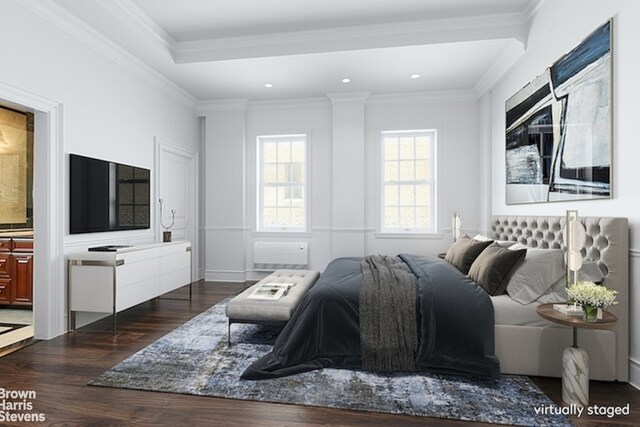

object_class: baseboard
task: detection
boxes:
[245,270,275,282]
[205,269,247,282]
[630,358,640,390]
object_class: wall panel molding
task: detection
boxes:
[629,357,640,391]
[64,231,155,252]
[205,269,247,283]
[205,226,249,231]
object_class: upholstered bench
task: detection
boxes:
[225,269,320,346]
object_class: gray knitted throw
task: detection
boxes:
[359,255,418,372]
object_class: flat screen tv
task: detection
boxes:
[70,154,151,234]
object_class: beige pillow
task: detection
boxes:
[444,235,493,274]
[469,243,527,296]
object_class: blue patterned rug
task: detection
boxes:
[90,299,572,426]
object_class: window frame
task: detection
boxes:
[379,129,437,234]
[256,133,309,233]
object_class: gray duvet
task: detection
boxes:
[241,254,500,380]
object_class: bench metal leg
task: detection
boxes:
[228,320,231,348]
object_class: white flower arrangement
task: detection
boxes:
[567,281,618,308]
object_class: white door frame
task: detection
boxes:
[0,81,65,340]
[154,137,199,280]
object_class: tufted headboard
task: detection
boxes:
[491,215,629,380]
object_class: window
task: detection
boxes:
[257,134,307,231]
[381,129,436,233]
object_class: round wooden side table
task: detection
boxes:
[537,303,617,407]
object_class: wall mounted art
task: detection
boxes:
[505,20,612,204]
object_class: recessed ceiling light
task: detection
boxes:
[341,78,351,83]
[411,74,421,79]
[264,83,273,88]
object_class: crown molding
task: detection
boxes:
[96,2,534,64]
[172,13,529,63]
[474,39,526,96]
[523,0,547,22]
[366,90,478,105]
[95,0,177,51]
[198,90,480,111]
[248,97,331,111]
[196,98,249,114]
[19,0,197,108]
[326,92,371,105]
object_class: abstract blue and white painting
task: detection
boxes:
[505,20,612,204]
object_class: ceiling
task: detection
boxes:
[52,0,541,102]
[132,0,534,41]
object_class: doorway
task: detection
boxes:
[0,105,34,354]
[0,81,64,347]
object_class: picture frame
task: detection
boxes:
[505,19,612,205]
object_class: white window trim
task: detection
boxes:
[379,129,438,234]
[256,133,309,233]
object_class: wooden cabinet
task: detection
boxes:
[0,236,33,307]
[12,254,33,305]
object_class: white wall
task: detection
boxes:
[204,96,482,281]
[0,0,199,335]
[204,108,248,282]
[245,103,334,278]
[481,0,640,387]
[365,100,482,256]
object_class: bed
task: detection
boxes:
[242,215,628,382]
[491,215,628,382]
[242,254,500,379]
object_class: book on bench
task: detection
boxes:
[247,283,295,301]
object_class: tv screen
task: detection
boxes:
[70,154,150,234]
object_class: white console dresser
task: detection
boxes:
[68,241,192,334]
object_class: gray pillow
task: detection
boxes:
[581,260,605,283]
[468,243,527,296]
[506,248,565,304]
[536,276,567,304]
[444,235,493,274]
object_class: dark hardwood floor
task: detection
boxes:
[0,281,638,426]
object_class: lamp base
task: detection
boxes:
[163,231,172,242]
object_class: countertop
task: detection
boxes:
[0,229,34,238]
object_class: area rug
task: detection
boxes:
[90,299,573,426]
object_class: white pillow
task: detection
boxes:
[473,234,515,247]
[508,242,528,251]
[506,248,565,304]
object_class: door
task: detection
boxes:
[155,139,198,280]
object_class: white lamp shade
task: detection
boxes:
[566,250,584,272]
[565,219,587,248]
[563,216,586,272]
[452,213,461,240]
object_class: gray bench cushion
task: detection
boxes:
[225,270,320,323]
